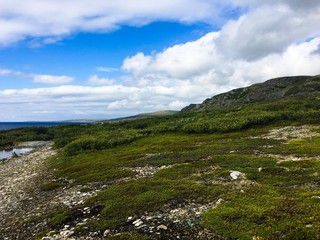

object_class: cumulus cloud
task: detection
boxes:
[0,0,233,46]
[123,33,219,79]
[122,0,320,90]
[234,0,320,10]
[32,74,74,84]
[217,4,320,60]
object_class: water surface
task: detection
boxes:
[0,148,33,160]
[0,122,74,131]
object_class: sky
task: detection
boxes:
[0,0,320,121]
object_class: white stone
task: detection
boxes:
[132,219,141,225]
[230,171,243,180]
[103,229,111,237]
[215,198,224,206]
[157,224,168,230]
[133,219,144,227]
[59,230,74,237]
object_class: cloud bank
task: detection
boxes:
[32,74,74,84]
[0,0,232,46]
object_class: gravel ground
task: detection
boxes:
[0,142,57,239]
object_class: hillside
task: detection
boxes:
[2,75,320,239]
[103,110,178,122]
[182,75,320,112]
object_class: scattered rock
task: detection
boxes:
[126,198,225,239]
[59,229,74,237]
[259,125,320,141]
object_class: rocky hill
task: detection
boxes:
[182,75,320,112]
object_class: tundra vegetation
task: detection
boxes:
[2,94,320,239]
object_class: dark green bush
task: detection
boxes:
[63,130,145,156]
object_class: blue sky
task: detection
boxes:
[0,0,319,121]
[0,22,212,89]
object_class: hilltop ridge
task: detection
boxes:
[182,75,320,112]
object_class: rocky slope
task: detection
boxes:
[182,75,320,111]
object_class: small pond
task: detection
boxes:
[0,148,33,160]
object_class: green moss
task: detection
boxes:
[276,137,320,156]
[40,181,62,191]
[202,187,320,239]
[105,233,153,240]
[86,178,217,228]
[80,187,92,192]
[47,210,70,227]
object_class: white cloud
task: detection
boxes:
[233,0,320,10]
[32,74,74,84]
[216,3,320,60]
[0,84,179,120]
[0,69,13,75]
[88,75,114,85]
[96,67,118,73]
[0,0,233,46]
[0,69,22,76]
[123,33,219,79]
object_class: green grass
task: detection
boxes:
[268,136,320,156]
[40,181,63,191]
[105,233,153,240]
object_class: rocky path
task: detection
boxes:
[0,142,57,240]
